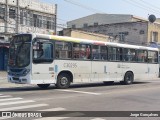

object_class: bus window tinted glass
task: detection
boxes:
[137,50,147,62]
[55,41,72,59]
[148,51,158,63]
[123,49,136,62]
[100,46,107,60]
[33,42,53,63]
[73,43,91,60]
[108,47,117,61]
[92,45,101,60]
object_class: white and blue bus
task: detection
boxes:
[8,33,159,89]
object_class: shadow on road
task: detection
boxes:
[0,81,150,92]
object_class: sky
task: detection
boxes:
[41,0,160,27]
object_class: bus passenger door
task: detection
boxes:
[32,41,54,83]
[147,51,159,79]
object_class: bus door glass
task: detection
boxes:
[32,39,54,82]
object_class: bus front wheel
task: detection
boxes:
[121,72,134,85]
[56,73,71,89]
[37,84,50,89]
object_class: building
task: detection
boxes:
[67,13,160,45]
[0,41,9,70]
[0,0,57,71]
[62,28,118,42]
[0,0,57,41]
[67,13,147,29]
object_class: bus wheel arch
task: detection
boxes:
[56,71,73,89]
[121,71,134,85]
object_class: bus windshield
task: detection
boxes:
[8,35,31,68]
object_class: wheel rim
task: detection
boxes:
[60,77,68,86]
[126,74,132,83]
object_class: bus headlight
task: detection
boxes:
[23,69,30,76]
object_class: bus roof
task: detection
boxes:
[23,33,159,51]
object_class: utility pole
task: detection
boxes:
[54,4,57,35]
[5,0,9,33]
[16,0,20,34]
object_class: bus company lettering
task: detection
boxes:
[63,63,77,68]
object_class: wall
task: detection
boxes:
[63,29,118,42]
[81,22,148,45]
[148,22,160,43]
[0,47,9,71]
[67,14,133,28]
[0,0,56,39]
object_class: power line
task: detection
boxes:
[139,0,160,12]
[63,0,105,13]
[132,0,160,15]
[123,0,160,16]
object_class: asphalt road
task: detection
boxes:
[0,78,160,120]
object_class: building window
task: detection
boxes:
[108,33,113,36]
[119,33,125,42]
[140,30,145,34]
[9,7,16,19]
[33,14,38,27]
[72,25,76,29]
[20,10,23,24]
[83,23,88,28]
[0,6,5,19]
[151,32,158,42]
[94,22,98,26]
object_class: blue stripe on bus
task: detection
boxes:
[55,65,58,73]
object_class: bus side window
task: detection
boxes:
[100,46,107,60]
[137,50,147,62]
[148,51,158,63]
[55,41,72,59]
[73,43,91,60]
[92,45,100,60]
[108,47,117,61]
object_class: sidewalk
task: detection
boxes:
[0,71,7,80]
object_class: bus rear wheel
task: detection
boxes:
[121,72,134,85]
[37,84,50,89]
[56,73,71,89]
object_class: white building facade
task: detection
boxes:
[0,0,57,41]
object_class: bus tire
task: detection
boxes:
[37,84,50,89]
[122,72,134,85]
[56,73,71,89]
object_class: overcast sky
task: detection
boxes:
[41,0,160,26]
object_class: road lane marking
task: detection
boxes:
[103,86,160,95]
[0,95,12,98]
[57,89,101,95]
[0,97,23,102]
[0,100,35,107]
[38,107,66,111]
[0,104,48,111]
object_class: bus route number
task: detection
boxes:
[63,63,77,68]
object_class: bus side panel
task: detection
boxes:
[148,64,159,79]
[31,62,55,84]
[122,63,148,80]
[54,60,91,83]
